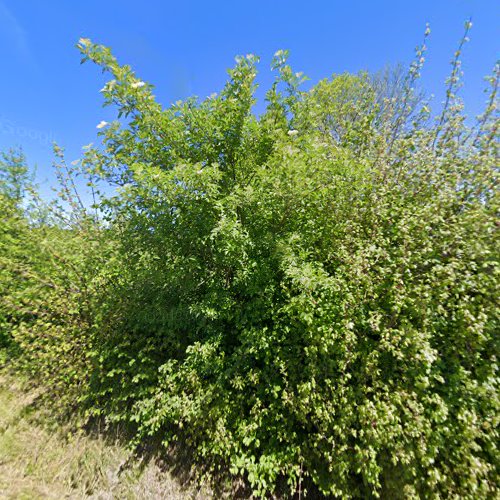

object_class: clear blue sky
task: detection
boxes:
[0,0,498,197]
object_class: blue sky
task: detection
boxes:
[0,0,498,198]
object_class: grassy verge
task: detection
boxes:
[0,372,210,499]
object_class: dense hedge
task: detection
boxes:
[1,28,499,498]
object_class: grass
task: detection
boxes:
[0,369,318,499]
[0,372,211,499]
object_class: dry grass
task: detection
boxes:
[0,374,212,499]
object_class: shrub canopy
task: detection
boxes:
[1,29,498,498]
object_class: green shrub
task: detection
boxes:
[1,25,498,498]
[0,149,112,413]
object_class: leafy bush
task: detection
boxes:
[0,148,111,411]
[1,25,498,498]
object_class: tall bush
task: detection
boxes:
[1,26,498,497]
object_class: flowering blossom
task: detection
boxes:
[288,129,298,136]
[100,80,117,93]
[131,81,146,89]
[96,121,109,129]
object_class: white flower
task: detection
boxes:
[96,121,109,129]
[100,80,117,92]
[131,81,146,89]
[288,129,298,136]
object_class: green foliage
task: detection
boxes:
[1,26,499,498]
